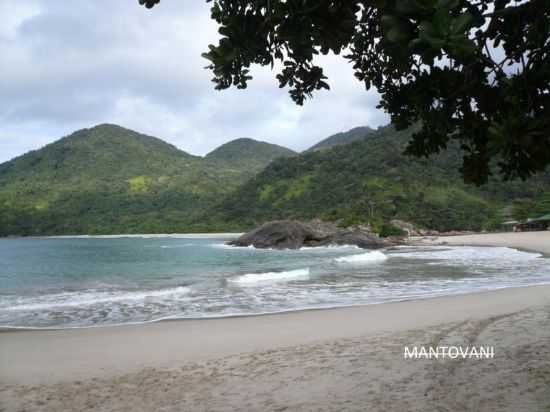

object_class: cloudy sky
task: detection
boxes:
[0,0,389,163]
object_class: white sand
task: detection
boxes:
[420,230,550,254]
[1,231,550,411]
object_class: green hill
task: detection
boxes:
[2,124,549,236]
[0,125,289,236]
[307,126,374,152]
[205,138,296,174]
[210,125,550,232]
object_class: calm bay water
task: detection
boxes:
[1,235,549,328]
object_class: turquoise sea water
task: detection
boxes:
[1,235,549,328]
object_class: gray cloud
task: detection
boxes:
[0,0,389,163]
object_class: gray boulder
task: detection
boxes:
[322,230,386,249]
[229,220,326,249]
[228,220,390,250]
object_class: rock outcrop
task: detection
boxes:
[389,220,452,237]
[228,220,394,249]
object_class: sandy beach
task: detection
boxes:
[421,230,550,255]
[1,231,550,411]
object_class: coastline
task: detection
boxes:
[1,231,548,334]
[2,286,550,412]
[418,230,550,255]
[2,231,550,411]
[2,284,549,385]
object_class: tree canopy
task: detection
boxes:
[139,0,550,185]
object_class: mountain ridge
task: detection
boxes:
[209,125,550,232]
[0,124,197,181]
[205,137,296,174]
[0,124,294,236]
[1,123,549,236]
[307,126,374,152]
[206,137,295,159]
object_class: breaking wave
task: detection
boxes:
[229,268,310,285]
[395,246,541,262]
[3,286,192,312]
[335,251,388,264]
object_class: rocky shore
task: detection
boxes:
[227,220,402,249]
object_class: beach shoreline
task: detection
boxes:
[1,231,550,411]
[1,283,549,384]
[418,230,550,255]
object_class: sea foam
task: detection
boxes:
[396,246,541,261]
[335,251,388,264]
[229,268,310,285]
[3,286,191,311]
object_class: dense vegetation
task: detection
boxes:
[0,124,291,236]
[307,127,373,152]
[206,138,296,172]
[1,123,549,236]
[209,126,550,233]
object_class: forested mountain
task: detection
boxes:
[205,138,296,175]
[1,124,549,236]
[0,125,291,236]
[210,126,550,232]
[307,126,374,152]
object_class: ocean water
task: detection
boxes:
[1,235,549,329]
